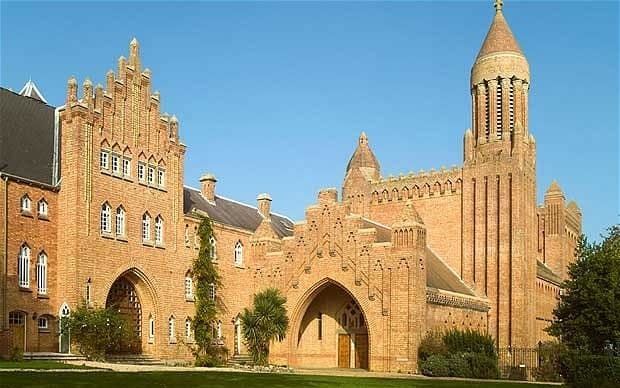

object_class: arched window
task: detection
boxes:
[168,316,175,342]
[85,278,92,305]
[216,320,222,340]
[20,195,31,212]
[148,314,155,340]
[184,224,190,245]
[209,283,216,301]
[185,273,193,300]
[209,236,217,260]
[185,318,192,340]
[18,244,30,288]
[234,241,243,266]
[142,213,151,242]
[38,199,48,217]
[115,206,125,236]
[37,252,47,295]
[155,216,163,245]
[101,203,111,234]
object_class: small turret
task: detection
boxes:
[129,37,141,70]
[343,132,381,204]
[392,200,426,249]
[66,76,77,104]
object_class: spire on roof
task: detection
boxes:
[346,132,380,178]
[476,0,523,60]
[546,180,564,195]
[18,79,47,104]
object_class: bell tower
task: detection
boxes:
[462,0,537,348]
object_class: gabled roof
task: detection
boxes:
[183,186,294,238]
[426,248,475,296]
[0,87,56,185]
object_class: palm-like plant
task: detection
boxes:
[240,287,289,365]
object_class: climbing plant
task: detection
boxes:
[191,216,226,366]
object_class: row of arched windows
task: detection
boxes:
[372,179,463,203]
[100,143,166,190]
[20,194,48,218]
[17,243,47,294]
[100,203,164,245]
[147,315,222,343]
[183,225,244,266]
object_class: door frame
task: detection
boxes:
[338,333,351,368]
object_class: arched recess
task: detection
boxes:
[288,278,371,370]
[102,266,160,355]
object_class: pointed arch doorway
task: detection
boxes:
[106,276,142,354]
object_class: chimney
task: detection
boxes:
[257,193,272,218]
[200,173,217,202]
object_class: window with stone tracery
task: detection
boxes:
[338,301,365,330]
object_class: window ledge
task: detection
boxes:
[116,235,128,242]
[169,338,177,344]
[142,240,154,247]
[37,293,49,299]
[148,338,154,344]
[101,169,111,175]
[155,243,165,249]
[19,286,32,293]
[38,215,49,221]
[38,329,51,333]
[20,210,33,218]
[234,264,245,269]
[101,232,114,240]
[123,176,133,182]
[185,296,195,302]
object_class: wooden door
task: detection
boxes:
[355,333,368,369]
[338,334,350,368]
[9,312,25,352]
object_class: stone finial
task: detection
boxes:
[129,37,140,69]
[359,131,368,145]
[67,76,78,103]
[199,173,217,202]
[494,0,503,13]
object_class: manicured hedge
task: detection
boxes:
[418,329,499,379]
[560,352,620,388]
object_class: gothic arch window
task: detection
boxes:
[155,215,164,245]
[142,213,151,242]
[37,251,47,295]
[100,202,112,234]
[184,224,190,246]
[234,241,243,267]
[20,195,31,213]
[209,236,217,260]
[148,314,155,341]
[168,316,176,342]
[115,206,126,237]
[185,317,192,341]
[18,244,31,288]
[38,199,48,218]
[338,301,365,330]
[184,271,194,300]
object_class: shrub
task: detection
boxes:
[467,352,499,379]
[532,341,565,382]
[61,303,131,360]
[418,330,447,361]
[195,346,228,367]
[9,346,23,361]
[443,328,496,357]
[559,351,620,388]
[447,353,472,378]
[419,354,451,377]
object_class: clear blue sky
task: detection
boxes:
[1,1,618,241]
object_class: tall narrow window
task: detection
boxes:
[147,166,155,185]
[184,225,190,245]
[138,163,146,182]
[101,203,111,234]
[234,241,243,266]
[20,195,31,212]
[509,81,515,132]
[18,244,30,288]
[209,236,217,260]
[168,316,175,342]
[185,318,192,340]
[116,207,125,236]
[209,283,216,301]
[111,154,120,175]
[317,312,323,340]
[216,320,222,339]
[185,275,193,300]
[149,315,155,340]
[38,199,48,218]
[100,150,109,170]
[496,79,503,138]
[86,279,92,305]
[37,252,47,295]
[122,158,131,177]
[157,169,165,187]
[142,213,151,242]
[155,216,163,245]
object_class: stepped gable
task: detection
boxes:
[0,87,56,185]
[183,186,294,238]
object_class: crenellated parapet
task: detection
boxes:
[370,166,463,204]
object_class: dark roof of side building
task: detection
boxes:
[426,248,475,296]
[537,260,562,285]
[0,87,56,185]
[183,186,294,238]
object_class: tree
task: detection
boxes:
[61,303,131,360]
[547,226,620,355]
[191,216,225,365]
[240,287,289,365]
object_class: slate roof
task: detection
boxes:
[537,260,562,285]
[0,87,56,185]
[426,248,475,296]
[183,186,294,238]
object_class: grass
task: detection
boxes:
[0,360,98,370]
[0,371,560,388]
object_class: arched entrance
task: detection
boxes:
[106,276,142,354]
[58,303,70,353]
[294,281,369,369]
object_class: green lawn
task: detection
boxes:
[0,360,97,370]
[0,371,560,388]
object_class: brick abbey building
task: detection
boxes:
[0,3,581,372]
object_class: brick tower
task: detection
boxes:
[462,0,537,347]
